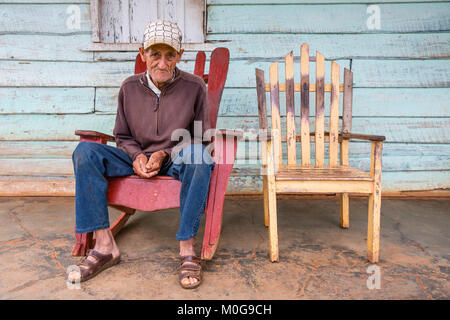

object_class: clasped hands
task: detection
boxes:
[132,150,168,178]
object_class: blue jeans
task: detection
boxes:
[72,141,215,241]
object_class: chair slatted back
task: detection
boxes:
[300,43,311,166]
[269,62,283,166]
[315,51,325,167]
[255,43,353,169]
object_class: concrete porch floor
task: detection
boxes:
[0,196,448,300]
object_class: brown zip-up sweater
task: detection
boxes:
[113,67,210,162]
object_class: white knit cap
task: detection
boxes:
[143,19,182,52]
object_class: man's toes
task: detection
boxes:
[182,277,191,286]
[181,276,198,287]
[68,270,81,282]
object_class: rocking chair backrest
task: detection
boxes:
[255,43,353,168]
[134,48,230,131]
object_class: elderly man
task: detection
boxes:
[68,19,214,289]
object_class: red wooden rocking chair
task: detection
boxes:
[71,47,241,260]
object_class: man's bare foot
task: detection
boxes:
[179,238,200,287]
[68,228,120,283]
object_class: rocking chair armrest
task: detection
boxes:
[75,130,116,142]
[341,132,386,142]
[212,129,240,165]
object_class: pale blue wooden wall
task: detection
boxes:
[0,0,449,193]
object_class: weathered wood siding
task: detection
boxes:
[0,0,449,194]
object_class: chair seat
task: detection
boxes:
[274,165,373,181]
[106,175,182,212]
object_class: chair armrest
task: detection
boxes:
[341,132,386,142]
[75,130,115,142]
[213,129,240,165]
[247,130,385,143]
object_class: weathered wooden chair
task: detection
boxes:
[72,47,242,261]
[255,43,385,263]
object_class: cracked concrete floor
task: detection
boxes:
[0,196,448,300]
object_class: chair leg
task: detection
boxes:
[110,210,135,237]
[267,177,279,262]
[262,175,269,227]
[72,231,94,256]
[367,141,383,263]
[367,191,381,263]
[339,193,349,228]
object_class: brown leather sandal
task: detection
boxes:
[72,249,121,283]
[179,256,203,289]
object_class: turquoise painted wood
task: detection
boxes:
[0,0,448,193]
[0,60,195,87]
[0,34,93,61]
[0,140,442,159]
[0,4,91,34]
[0,165,447,193]
[0,88,94,113]
[3,32,449,62]
[1,152,449,176]
[0,1,89,3]
[2,58,449,88]
[95,87,450,117]
[352,59,450,87]
[0,141,79,157]
[1,140,449,170]
[201,59,351,87]
[208,1,450,4]
[94,51,201,62]
[1,114,448,143]
[207,3,450,33]
[204,59,448,88]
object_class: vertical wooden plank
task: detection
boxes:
[285,51,296,165]
[100,0,114,43]
[367,141,383,263]
[266,139,279,262]
[340,68,351,231]
[342,68,353,133]
[342,66,353,237]
[256,68,268,171]
[329,61,340,167]
[315,51,325,167]
[300,43,311,166]
[177,0,185,38]
[90,0,101,42]
[129,0,157,43]
[194,51,206,78]
[269,62,282,169]
[262,175,269,227]
[256,68,270,227]
[120,0,130,43]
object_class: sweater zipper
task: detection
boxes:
[155,96,160,135]
[141,83,161,136]
[140,76,173,136]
